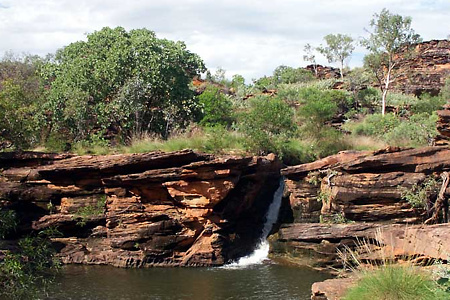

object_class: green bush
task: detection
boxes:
[440,76,450,101]
[346,112,438,148]
[399,177,439,208]
[0,236,59,300]
[343,265,448,300]
[412,93,446,114]
[350,113,401,137]
[0,209,17,239]
[197,86,234,127]
[238,96,297,157]
[311,127,349,158]
[272,65,315,85]
[384,113,438,147]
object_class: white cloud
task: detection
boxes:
[0,0,448,82]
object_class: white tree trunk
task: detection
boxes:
[382,65,393,116]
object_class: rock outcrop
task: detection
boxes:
[436,101,450,145]
[273,146,450,274]
[393,39,450,96]
[0,150,283,267]
[305,64,340,80]
[274,223,450,270]
[281,146,450,225]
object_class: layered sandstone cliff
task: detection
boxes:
[273,146,450,271]
[0,150,282,267]
[436,101,450,145]
[393,39,450,95]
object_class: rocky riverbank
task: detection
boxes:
[0,150,282,267]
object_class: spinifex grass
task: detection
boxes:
[337,228,449,300]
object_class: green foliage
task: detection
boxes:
[43,27,205,142]
[0,55,45,150]
[317,34,355,79]
[0,209,17,238]
[317,189,332,204]
[298,87,339,123]
[238,96,297,157]
[400,177,439,209]
[412,94,446,114]
[0,235,59,300]
[383,113,438,147]
[72,133,111,155]
[303,43,318,76]
[320,213,354,224]
[440,76,450,100]
[252,76,276,91]
[346,112,439,148]
[197,86,234,127]
[343,265,448,300]
[296,87,351,158]
[273,65,314,85]
[350,113,401,137]
[362,8,422,114]
[73,195,106,227]
[434,262,450,294]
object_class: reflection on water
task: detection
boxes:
[46,263,331,300]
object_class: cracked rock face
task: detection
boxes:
[392,39,450,96]
[1,150,282,267]
[275,145,450,273]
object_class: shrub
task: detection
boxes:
[384,113,438,147]
[197,86,234,127]
[343,265,448,300]
[399,177,439,209]
[0,209,17,238]
[238,96,297,157]
[273,65,315,85]
[412,93,446,114]
[350,113,401,137]
[0,236,59,300]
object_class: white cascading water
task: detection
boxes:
[223,177,285,268]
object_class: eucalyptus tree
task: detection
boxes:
[317,34,354,80]
[303,43,318,77]
[43,27,205,141]
[361,8,422,115]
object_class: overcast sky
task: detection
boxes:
[0,0,449,82]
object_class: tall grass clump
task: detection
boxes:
[338,229,449,300]
[343,265,448,300]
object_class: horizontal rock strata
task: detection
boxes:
[281,146,450,224]
[1,150,282,267]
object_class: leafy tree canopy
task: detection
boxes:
[43,27,206,141]
[361,8,422,115]
[317,33,354,80]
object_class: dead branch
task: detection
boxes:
[425,172,449,224]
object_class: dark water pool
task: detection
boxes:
[45,263,331,300]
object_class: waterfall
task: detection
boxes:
[224,177,285,268]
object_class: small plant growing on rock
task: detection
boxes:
[317,189,332,204]
[73,195,107,227]
[399,177,439,209]
[306,171,321,186]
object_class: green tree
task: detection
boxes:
[361,8,422,115]
[273,65,314,85]
[238,96,297,157]
[197,86,234,127]
[0,55,45,149]
[43,27,205,141]
[317,34,354,80]
[303,43,318,77]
